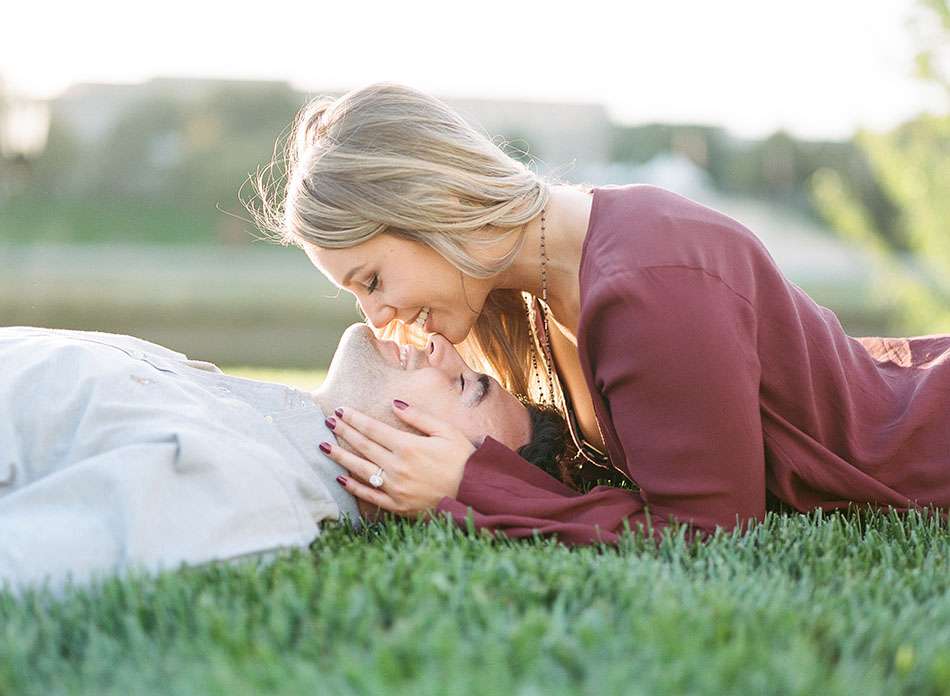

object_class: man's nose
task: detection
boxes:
[426,333,457,370]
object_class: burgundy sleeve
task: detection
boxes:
[434,437,652,546]
[434,266,766,546]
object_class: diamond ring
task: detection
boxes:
[369,466,386,488]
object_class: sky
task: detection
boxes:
[1,0,946,141]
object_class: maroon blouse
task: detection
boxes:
[434,184,950,546]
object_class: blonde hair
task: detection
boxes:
[246,81,582,402]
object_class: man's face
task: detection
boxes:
[316,323,531,451]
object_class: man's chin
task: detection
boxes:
[322,323,388,389]
[335,322,381,359]
[342,321,377,344]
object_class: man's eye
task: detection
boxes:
[460,373,465,392]
[367,274,379,294]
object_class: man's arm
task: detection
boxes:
[0,432,325,593]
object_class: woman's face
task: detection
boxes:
[305,233,494,344]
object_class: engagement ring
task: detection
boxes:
[369,466,386,488]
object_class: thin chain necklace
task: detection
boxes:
[527,205,629,479]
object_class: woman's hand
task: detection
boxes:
[319,400,476,519]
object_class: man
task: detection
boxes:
[0,322,552,593]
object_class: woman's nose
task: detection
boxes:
[361,299,396,330]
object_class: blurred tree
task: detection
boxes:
[90,83,304,221]
[912,0,950,92]
[0,74,7,177]
[175,83,303,231]
[96,95,189,198]
[809,0,950,335]
[12,82,307,243]
[608,122,903,244]
[28,110,82,196]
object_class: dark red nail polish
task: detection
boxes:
[319,442,332,455]
[325,417,336,430]
[336,475,347,486]
[334,408,344,418]
[393,399,409,410]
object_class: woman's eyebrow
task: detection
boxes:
[341,263,366,287]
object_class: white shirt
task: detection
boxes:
[0,326,360,594]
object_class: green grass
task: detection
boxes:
[3,369,950,695]
[223,366,328,392]
[0,195,222,245]
[2,511,950,695]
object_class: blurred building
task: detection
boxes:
[447,95,611,174]
[50,77,295,149]
[46,77,611,174]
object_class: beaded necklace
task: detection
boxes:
[525,203,638,487]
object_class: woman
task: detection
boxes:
[248,82,950,546]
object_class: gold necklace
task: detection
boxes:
[526,205,621,477]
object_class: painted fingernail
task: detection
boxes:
[319,442,332,455]
[393,399,409,410]
[336,475,347,486]
[325,417,336,430]
[334,408,344,418]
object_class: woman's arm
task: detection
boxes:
[435,266,767,546]
[434,437,655,545]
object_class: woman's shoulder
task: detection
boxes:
[582,183,775,300]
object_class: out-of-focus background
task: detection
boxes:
[1,0,947,369]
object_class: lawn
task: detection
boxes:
[225,366,329,392]
[2,369,949,695]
